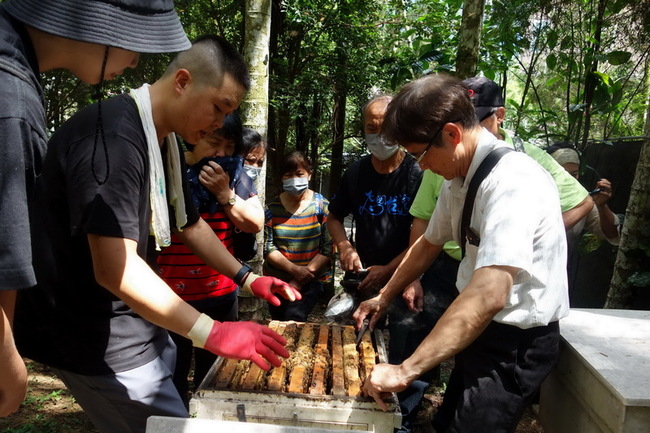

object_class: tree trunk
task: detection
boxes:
[296,108,308,154]
[455,0,486,79]
[605,63,650,309]
[241,0,272,316]
[325,0,350,199]
[309,97,323,193]
[328,65,347,199]
[579,0,607,150]
[242,0,272,140]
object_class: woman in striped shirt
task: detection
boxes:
[263,151,333,321]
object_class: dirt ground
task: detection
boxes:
[0,360,97,433]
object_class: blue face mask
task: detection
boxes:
[243,165,261,182]
[282,176,309,196]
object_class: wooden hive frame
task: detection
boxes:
[205,321,380,398]
[192,321,401,433]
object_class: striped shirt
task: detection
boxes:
[158,210,238,301]
[158,167,257,302]
[263,192,333,282]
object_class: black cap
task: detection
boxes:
[463,77,505,121]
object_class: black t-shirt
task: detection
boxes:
[15,94,200,375]
[0,6,48,290]
[328,154,422,267]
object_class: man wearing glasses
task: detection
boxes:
[355,74,568,433]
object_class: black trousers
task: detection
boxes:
[388,252,460,433]
[268,280,325,322]
[432,320,560,433]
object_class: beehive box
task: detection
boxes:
[190,321,401,432]
[540,309,650,433]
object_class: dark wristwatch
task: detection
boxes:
[233,263,252,286]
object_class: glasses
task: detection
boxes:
[407,120,458,163]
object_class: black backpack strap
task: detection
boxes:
[347,160,362,246]
[406,154,424,197]
[314,193,326,225]
[460,147,514,258]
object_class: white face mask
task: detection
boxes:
[282,176,309,196]
[243,165,261,182]
[366,133,399,161]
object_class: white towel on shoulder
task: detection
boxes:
[129,84,187,250]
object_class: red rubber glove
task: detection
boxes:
[188,314,289,370]
[242,273,302,307]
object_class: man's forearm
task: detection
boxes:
[409,217,429,246]
[597,204,619,240]
[89,234,201,337]
[177,218,243,279]
[562,195,593,229]
[400,266,514,382]
[327,214,350,248]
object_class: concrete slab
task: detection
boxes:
[145,416,362,433]
[540,309,650,433]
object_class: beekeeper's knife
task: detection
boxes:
[355,320,369,347]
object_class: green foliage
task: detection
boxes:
[3,419,58,433]
[481,0,540,77]
[23,390,66,410]
[268,0,385,176]
[30,0,650,191]
[579,232,604,253]
[379,0,462,88]
[628,271,650,288]
[176,0,244,44]
[494,0,650,146]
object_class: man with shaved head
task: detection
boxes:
[15,36,300,433]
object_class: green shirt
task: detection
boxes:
[409,128,589,262]
[410,170,462,260]
[504,130,589,213]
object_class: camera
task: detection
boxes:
[340,270,369,292]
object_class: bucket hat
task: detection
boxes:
[3,0,191,53]
[463,77,505,122]
[550,148,580,166]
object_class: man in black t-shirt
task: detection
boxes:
[15,36,300,433]
[0,0,191,417]
[328,95,422,293]
[327,93,422,360]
